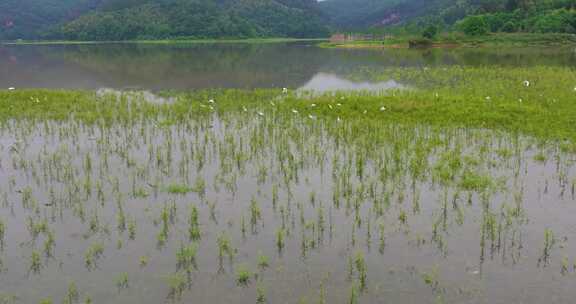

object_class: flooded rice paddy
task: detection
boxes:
[0,42,575,303]
[0,97,575,303]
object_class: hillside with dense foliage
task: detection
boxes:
[0,0,328,40]
[0,0,100,40]
[2,0,576,41]
[320,0,576,36]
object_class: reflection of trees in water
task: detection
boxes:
[319,47,576,82]
[38,43,332,89]
[1,44,575,90]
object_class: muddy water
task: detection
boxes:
[0,108,574,303]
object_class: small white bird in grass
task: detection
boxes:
[257,111,264,117]
[380,106,387,112]
[523,80,530,87]
[310,103,316,107]
[8,87,15,91]
[291,109,298,114]
[282,88,288,94]
[485,96,491,101]
[208,99,215,104]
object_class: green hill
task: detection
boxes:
[319,0,576,35]
[1,0,328,41]
[0,0,100,40]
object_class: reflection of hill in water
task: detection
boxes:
[0,43,575,90]
[299,72,408,93]
[52,43,331,89]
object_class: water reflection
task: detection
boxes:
[96,88,176,104]
[0,42,575,90]
[299,72,407,93]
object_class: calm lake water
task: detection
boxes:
[1,43,576,304]
[1,42,575,91]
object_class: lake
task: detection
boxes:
[1,42,575,91]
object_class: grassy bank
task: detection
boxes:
[1,65,575,143]
[319,33,576,49]
[1,38,327,46]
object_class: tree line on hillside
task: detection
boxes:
[2,0,576,41]
[355,0,576,37]
[1,0,328,41]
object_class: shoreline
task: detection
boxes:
[1,38,328,46]
[318,33,576,49]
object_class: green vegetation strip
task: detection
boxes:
[1,66,575,143]
[320,33,576,49]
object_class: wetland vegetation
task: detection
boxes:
[0,62,575,303]
[2,0,576,302]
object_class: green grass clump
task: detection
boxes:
[166,272,187,300]
[236,264,253,286]
[0,218,5,247]
[85,242,104,270]
[176,243,198,270]
[116,272,129,290]
[257,253,270,269]
[165,184,193,195]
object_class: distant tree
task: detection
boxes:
[422,25,438,39]
[458,15,490,36]
[500,20,518,32]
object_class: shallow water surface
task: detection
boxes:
[0,104,575,303]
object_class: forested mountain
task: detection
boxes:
[0,0,328,40]
[2,0,576,41]
[319,0,576,35]
[0,0,101,40]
